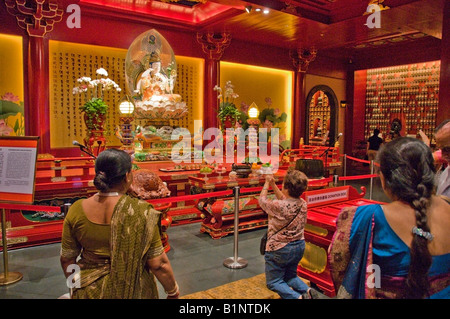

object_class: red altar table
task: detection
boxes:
[188,171,285,192]
[196,193,267,239]
[11,156,230,250]
[2,157,177,251]
[35,156,97,200]
[188,168,331,192]
[296,185,385,297]
[0,200,172,252]
[141,161,231,225]
[140,161,200,225]
[190,171,333,239]
[190,172,285,239]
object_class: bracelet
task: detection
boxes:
[262,187,269,191]
[165,281,179,296]
[166,290,179,299]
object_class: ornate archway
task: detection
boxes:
[305,85,338,146]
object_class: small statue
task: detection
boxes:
[128,169,171,199]
[137,60,171,101]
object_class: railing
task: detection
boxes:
[0,202,69,286]
[340,154,380,200]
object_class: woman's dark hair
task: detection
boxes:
[377,137,436,299]
[283,170,308,198]
[93,148,132,192]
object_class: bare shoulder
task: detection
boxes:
[430,196,450,225]
[430,195,450,217]
[428,196,450,255]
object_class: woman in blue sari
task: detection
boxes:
[329,137,450,299]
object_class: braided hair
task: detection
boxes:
[93,149,132,192]
[377,137,436,298]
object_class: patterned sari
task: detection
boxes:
[62,195,163,299]
[329,204,450,299]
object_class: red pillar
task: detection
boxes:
[5,0,63,154]
[344,67,355,156]
[204,58,220,130]
[292,71,305,148]
[196,32,232,131]
[290,48,317,148]
[27,36,49,153]
[437,0,450,123]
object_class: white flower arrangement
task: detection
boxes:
[72,68,121,100]
[214,81,241,128]
[72,68,122,129]
[96,68,108,77]
[213,80,239,103]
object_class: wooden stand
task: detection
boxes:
[0,136,39,285]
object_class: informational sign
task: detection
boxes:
[0,136,39,204]
[304,187,349,207]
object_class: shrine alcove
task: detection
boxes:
[305,85,338,146]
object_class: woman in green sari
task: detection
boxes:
[60,149,179,299]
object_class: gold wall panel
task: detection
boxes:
[49,41,203,149]
[219,61,293,141]
[0,33,24,136]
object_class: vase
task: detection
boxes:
[83,130,106,157]
[222,115,235,130]
[83,112,106,132]
[83,113,107,157]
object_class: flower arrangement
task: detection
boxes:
[72,68,121,131]
[258,97,287,129]
[214,81,241,129]
[234,101,249,130]
[258,97,290,148]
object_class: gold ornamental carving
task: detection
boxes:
[196,32,232,60]
[5,0,63,37]
[290,47,318,73]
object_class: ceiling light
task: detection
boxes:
[245,5,252,13]
[255,8,261,12]
[263,9,269,14]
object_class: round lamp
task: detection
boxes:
[117,95,135,154]
[119,98,135,115]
